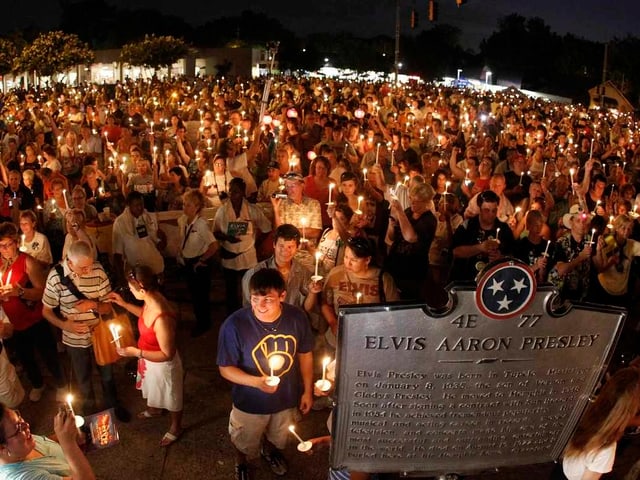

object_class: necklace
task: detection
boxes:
[251,311,283,332]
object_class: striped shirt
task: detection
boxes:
[42,260,111,348]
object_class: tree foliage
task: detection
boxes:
[0,39,17,76]
[120,35,191,72]
[14,31,94,77]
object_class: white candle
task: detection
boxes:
[62,189,69,209]
[590,228,596,244]
[5,270,12,286]
[375,143,380,165]
[288,425,306,444]
[66,394,76,418]
[519,171,524,186]
[356,292,362,304]
[543,239,551,256]
[589,138,594,159]
[20,234,26,252]
[542,160,547,178]
[109,323,121,348]
[328,183,335,204]
[569,168,576,195]
[495,228,500,240]
[356,195,364,214]
[314,251,321,277]
[321,356,330,382]
[445,181,451,194]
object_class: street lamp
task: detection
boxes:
[485,71,492,86]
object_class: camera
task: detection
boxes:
[272,192,288,199]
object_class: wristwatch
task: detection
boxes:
[17,286,24,298]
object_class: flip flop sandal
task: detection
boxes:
[160,430,182,447]
[137,409,163,419]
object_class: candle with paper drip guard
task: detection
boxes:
[315,357,332,392]
[288,425,312,452]
[65,394,85,428]
[19,234,26,252]
[265,355,285,386]
[362,168,368,182]
[607,215,614,229]
[355,291,363,304]
[590,228,596,245]
[354,196,364,215]
[311,251,323,282]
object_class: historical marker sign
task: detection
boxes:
[330,261,625,475]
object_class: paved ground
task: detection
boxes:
[17,262,640,480]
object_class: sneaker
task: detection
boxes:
[29,386,45,402]
[261,448,288,476]
[55,388,68,403]
[235,463,250,480]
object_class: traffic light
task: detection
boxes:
[428,0,438,21]
[410,9,419,29]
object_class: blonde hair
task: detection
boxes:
[564,367,640,459]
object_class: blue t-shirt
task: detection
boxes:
[0,435,71,479]
[217,303,314,414]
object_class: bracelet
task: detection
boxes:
[139,349,144,359]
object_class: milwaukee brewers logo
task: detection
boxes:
[252,334,298,378]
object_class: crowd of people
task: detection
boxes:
[0,74,639,478]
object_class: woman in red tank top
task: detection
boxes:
[106,265,183,447]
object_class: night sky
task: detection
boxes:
[3,0,640,50]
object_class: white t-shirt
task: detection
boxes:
[563,443,616,480]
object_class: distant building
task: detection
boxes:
[588,80,634,112]
[3,45,275,89]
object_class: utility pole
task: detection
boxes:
[600,42,608,108]
[394,0,400,86]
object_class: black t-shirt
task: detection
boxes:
[450,216,515,282]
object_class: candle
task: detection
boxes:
[109,323,121,348]
[356,291,362,304]
[288,425,306,444]
[542,160,547,178]
[362,168,368,182]
[355,195,364,214]
[569,168,576,195]
[543,239,551,256]
[62,189,69,209]
[444,180,451,194]
[495,228,501,241]
[590,228,596,245]
[266,355,283,386]
[375,143,380,165]
[20,234,26,252]
[328,183,335,204]
[404,175,410,186]
[314,251,321,277]
[66,393,76,418]
[589,138,594,159]
[5,270,12,287]
[519,171,524,186]
[321,356,330,382]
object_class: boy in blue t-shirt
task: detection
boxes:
[217,268,314,480]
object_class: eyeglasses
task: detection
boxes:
[5,411,28,441]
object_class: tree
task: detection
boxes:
[120,35,192,77]
[14,31,94,78]
[0,39,17,76]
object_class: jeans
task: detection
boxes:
[12,320,66,389]
[66,345,118,414]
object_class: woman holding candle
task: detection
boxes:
[200,154,235,207]
[107,266,183,447]
[384,183,437,301]
[335,171,363,214]
[513,210,554,283]
[18,210,52,267]
[0,404,97,479]
[157,167,188,211]
[303,156,332,228]
[322,237,399,350]
[591,214,640,307]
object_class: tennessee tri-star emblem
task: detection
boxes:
[475,260,536,319]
